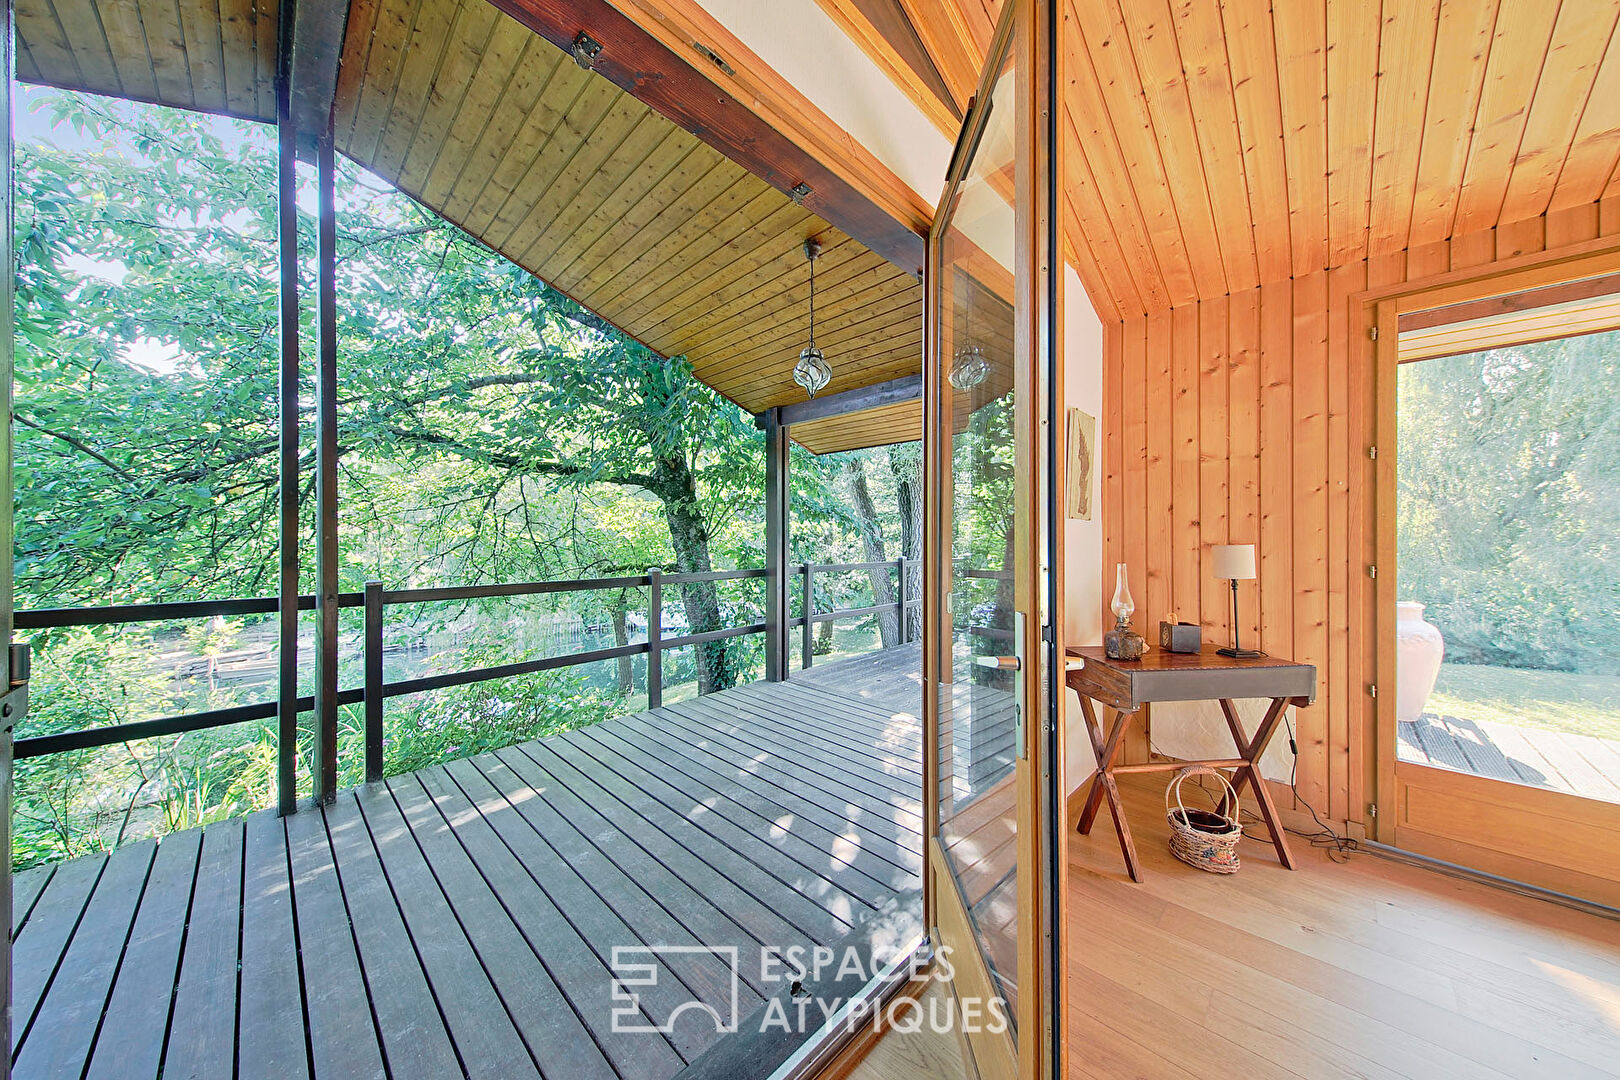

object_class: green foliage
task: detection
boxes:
[9,87,916,867]
[1397,330,1620,672]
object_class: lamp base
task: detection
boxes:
[1217,646,1265,660]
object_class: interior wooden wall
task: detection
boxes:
[1101,198,1620,827]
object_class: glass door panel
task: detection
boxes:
[924,0,1056,1074]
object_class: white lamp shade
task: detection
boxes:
[1212,544,1257,581]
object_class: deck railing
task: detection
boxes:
[12,560,920,782]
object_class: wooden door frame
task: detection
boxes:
[1361,237,1620,905]
[921,0,1061,1075]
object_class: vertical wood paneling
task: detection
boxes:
[1144,309,1174,630]
[1227,288,1261,651]
[1170,305,1201,624]
[1101,208,1620,827]
[1103,320,1124,630]
[1291,271,1330,813]
[1326,261,1364,823]
[1197,296,1229,643]
[1257,279,1293,659]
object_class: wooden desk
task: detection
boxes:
[1065,645,1316,882]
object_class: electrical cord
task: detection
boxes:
[1154,714,1360,863]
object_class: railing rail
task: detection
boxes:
[13,560,918,772]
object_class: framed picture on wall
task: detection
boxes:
[1067,407,1096,520]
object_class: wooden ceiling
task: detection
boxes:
[15,0,924,451]
[828,0,1620,320]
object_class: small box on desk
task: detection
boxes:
[1159,621,1202,653]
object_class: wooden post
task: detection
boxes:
[646,568,663,710]
[274,4,301,817]
[895,557,908,644]
[763,407,790,681]
[801,562,814,670]
[312,130,339,804]
[363,581,383,783]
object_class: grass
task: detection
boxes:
[1428,663,1620,742]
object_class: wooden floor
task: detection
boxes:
[1400,711,1620,804]
[9,647,924,1080]
[1067,771,1620,1079]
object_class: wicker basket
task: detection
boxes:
[1166,766,1243,874]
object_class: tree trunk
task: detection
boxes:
[652,451,736,694]
[846,459,898,647]
[889,446,923,641]
[610,594,633,695]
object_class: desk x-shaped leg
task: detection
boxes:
[1217,697,1297,870]
[1074,695,1142,882]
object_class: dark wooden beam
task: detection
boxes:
[274,1,301,816]
[312,132,340,803]
[485,0,926,276]
[763,408,790,682]
[847,0,961,123]
[772,374,922,427]
[286,0,350,160]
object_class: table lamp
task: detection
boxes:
[1212,544,1262,658]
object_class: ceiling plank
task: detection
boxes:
[1113,0,1228,298]
[1169,0,1258,291]
[1406,0,1495,250]
[1549,23,1620,213]
[1498,0,1620,225]
[1324,0,1379,268]
[1452,0,1562,238]
[1219,0,1291,285]
[1272,0,1329,276]
[488,0,926,274]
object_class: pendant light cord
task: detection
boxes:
[807,248,816,349]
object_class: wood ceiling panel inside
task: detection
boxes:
[16,0,923,450]
[843,0,1620,319]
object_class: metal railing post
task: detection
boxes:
[896,557,908,643]
[364,581,384,782]
[801,562,814,671]
[646,568,662,710]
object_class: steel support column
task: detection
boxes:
[313,132,339,802]
[763,407,790,681]
[273,5,300,816]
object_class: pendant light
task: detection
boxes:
[948,287,990,391]
[792,239,832,398]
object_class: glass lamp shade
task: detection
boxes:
[1110,563,1135,622]
[947,343,990,390]
[792,345,832,397]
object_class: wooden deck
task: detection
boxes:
[8,647,925,1080]
[1398,712,1620,804]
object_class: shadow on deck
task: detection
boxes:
[9,646,924,1080]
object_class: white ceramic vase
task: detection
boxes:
[1395,601,1444,723]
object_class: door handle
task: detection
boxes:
[974,655,1020,670]
[971,613,1029,759]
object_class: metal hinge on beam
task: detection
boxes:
[1368,445,1378,460]
[1369,683,1378,699]
[788,182,811,204]
[571,32,603,70]
[1368,564,1378,579]
[1369,325,1379,341]
[1368,802,1379,819]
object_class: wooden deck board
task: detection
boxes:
[8,647,923,1080]
[1398,711,1620,804]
